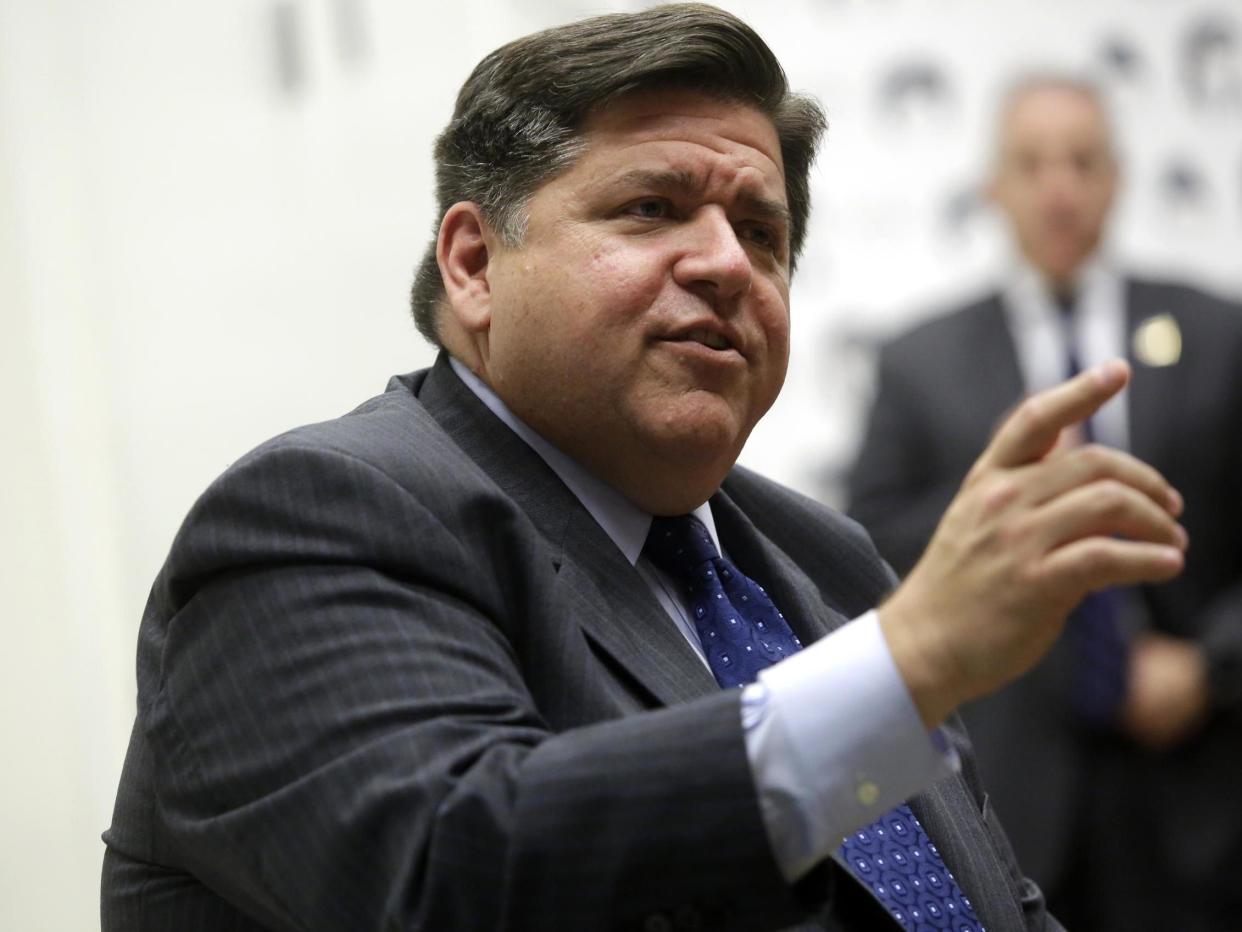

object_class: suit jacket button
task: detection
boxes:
[643,913,673,932]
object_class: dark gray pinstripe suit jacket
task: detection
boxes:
[102,353,1058,931]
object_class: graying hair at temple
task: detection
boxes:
[409,2,827,346]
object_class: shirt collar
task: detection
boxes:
[448,356,721,566]
[1003,252,1116,326]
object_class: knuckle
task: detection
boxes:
[1014,396,1045,432]
[1094,479,1131,514]
[1079,443,1110,474]
[1013,559,1044,590]
[982,476,1020,513]
[997,515,1031,548]
[1079,540,1115,576]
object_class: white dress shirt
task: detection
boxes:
[449,357,953,882]
[1000,256,1129,450]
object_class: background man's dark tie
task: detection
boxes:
[1056,292,1130,726]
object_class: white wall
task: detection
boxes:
[1,0,1238,927]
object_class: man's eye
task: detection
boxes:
[1018,155,1040,177]
[625,198,671,219]
[1073,152,1102,176]
[739,222,780,252]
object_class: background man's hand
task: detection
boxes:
[878,360,1187,727]
[1121,632,1210,750]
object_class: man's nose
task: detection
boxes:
[672,207,753,301]
[1041,161,1087,201]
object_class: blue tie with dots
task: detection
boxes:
[644,514,985,932]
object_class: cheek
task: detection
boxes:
[750,296,790,406]
[585,242,665,317]
[768,324,791,394]
[760,290,792,357]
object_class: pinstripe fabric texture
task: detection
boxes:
[102,354,1057,931]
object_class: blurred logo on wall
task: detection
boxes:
[1182,14,1241,111]
[877,60,956,130]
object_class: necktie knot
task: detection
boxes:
[1053,288,1078,319]
[644,511,800,687]
[644,514,720,579]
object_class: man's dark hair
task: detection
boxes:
[409,2,827,345]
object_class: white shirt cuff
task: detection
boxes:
[742,609,958,881]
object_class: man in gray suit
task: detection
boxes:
[848,75,1242,931]
[103,12,1186,931]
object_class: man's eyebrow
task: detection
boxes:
[611,168,791,228]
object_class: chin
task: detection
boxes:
[616,413,751,515]
[647,418,750,494]
[647,398,748,456]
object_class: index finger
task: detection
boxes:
[974,359,1130,472]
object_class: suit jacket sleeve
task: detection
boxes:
[108,438,830,932]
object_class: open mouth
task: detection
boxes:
[677,328,733,351]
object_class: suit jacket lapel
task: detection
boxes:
[413,354,717,708]
[978,294,1027,411]
[554,518,720,706]
[907,779,1025,931]
[935,296,1024,464]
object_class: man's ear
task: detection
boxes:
[437,202,499,336]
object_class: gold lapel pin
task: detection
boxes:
[1132,313,1182,367]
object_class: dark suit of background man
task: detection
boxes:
[102,11,1188,930]
[849,74,1242,932]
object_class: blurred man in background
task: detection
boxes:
[848,75,1242,931]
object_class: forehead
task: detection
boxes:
[572,89,787,199]
[1001,86,1111,149]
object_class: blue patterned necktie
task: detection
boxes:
[1057,293,1130,726]
[644,514,984,931]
